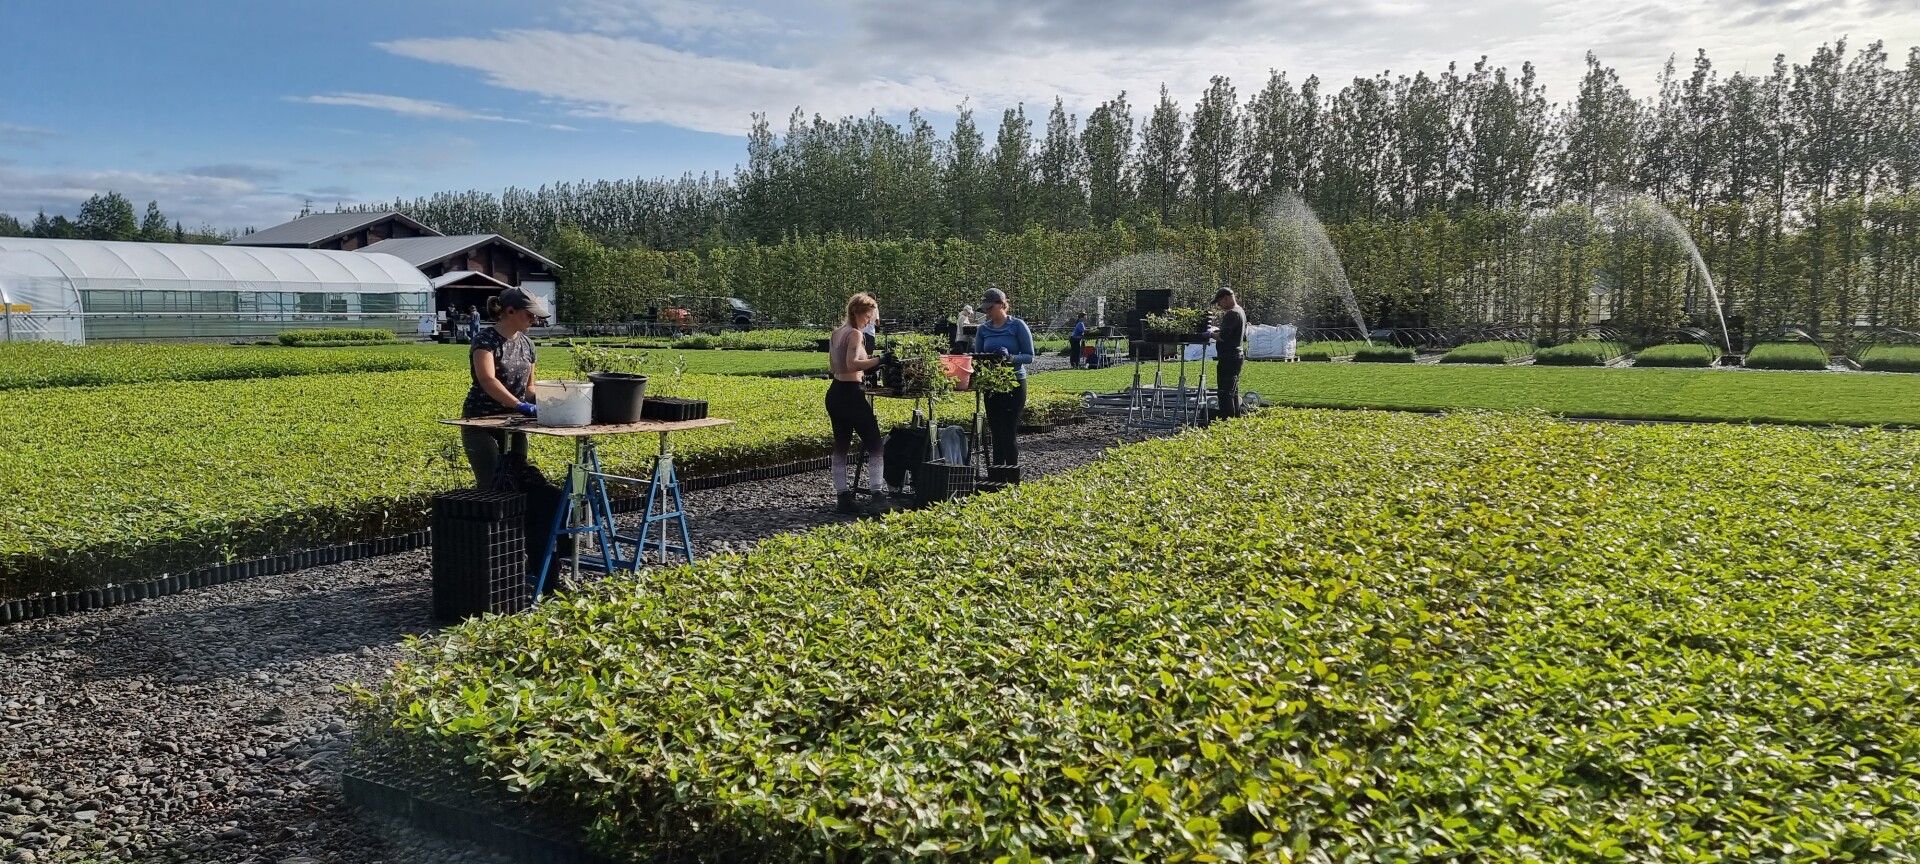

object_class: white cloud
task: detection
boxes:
[291,92,525,123]
[0,124,58,147]
[0,166,303,229]
[372,0,1920,139]
[378,30,950,135]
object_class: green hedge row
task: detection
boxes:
[0,342,439,390]
[1532,340,1628,366]
[1631,343,1717,367]
[1439,340,1533,364]
[277,328,398,346]
[0,371,1080,595]
[363,410,1920,861]
[1352,345,1416,362]
[1745,342,1830,370]
[1858,344,1920,372]
[1295,339,1367,361]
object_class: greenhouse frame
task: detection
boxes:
[0,237,435,344]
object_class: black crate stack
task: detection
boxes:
[431,491,530,621]
[914,461,978,507]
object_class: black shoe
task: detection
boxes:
[836,491,860,514]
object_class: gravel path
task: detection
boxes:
[0,418,1155,864]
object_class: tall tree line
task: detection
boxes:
[328,37,1920,249]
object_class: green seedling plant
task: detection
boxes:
[361,409,1920,862]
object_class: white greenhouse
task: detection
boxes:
[0,237,434,344]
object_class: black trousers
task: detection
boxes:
[984,380,1027,466]
[461,425,528,488]
[825,379,883,460]
[1216,353,1244,419]
[1069,337,1085,367]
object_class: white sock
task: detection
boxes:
[866,454,884,493]
[831,454,850,493]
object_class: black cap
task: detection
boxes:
[1213,286,1235,301]
[497,287,551,318]
[981,288,1007,308]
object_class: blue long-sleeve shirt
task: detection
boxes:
[974,317,1035,381]
[1071,320,1086,339]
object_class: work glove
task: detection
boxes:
[515,402,538,417]
[996,347,1010,358]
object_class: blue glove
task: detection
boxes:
[996,347,1010,358]
[515,401,537,417]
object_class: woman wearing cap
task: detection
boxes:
[459,287,548,487]
[973,288,1034,468]
[827,293,886,514]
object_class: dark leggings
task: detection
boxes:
[461,425,528,489]
[826,380,883,460]
[984,380,1027,466]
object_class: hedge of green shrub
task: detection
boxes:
[0,371,1081,595]
[1744,342,1831,370]
[363,410,1920,861]
[1351,345,1416,362]
[1439,340,1533,364]
[0,342,439,390]
[1858,344,1920,373]
[1531,340,1627,366]
[277,328,398,346]
[1631,343,1717,367]
[1295,339,1367,361]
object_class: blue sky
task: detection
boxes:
[4,0,1916,231]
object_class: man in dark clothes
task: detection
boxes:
[1069,313,1087,368]
[1213,287,1247,419]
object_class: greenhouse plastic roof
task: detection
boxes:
[0,237,434,294]
[225,211,437,247]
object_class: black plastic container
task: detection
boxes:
[587,372,649,424]
[641,397,708,422]
[914,460,977,507]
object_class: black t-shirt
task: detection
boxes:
[1217,307,1247,357]
[462,327,536,417]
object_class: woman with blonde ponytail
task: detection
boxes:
[826,293,885,514]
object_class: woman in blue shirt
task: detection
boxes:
[972,288,1034,467]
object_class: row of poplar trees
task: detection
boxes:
[343,37,1920,345]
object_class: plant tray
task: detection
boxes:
[914,460,976,507]
[641,397,709,422]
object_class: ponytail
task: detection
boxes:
[485,296,507,319]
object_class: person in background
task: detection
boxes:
[827,293,886,514]
[973,288,1034,467]
[1212,287,1247,419]
[467,304,481,343]
[460,287,549,487]
[1069,312,1088,368]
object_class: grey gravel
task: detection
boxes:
[0,418,1157,863]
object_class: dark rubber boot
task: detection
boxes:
[836,491,860,514]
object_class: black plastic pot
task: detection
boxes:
[588,372,649,424]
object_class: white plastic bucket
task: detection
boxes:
[533,379,594,427]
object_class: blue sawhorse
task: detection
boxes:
[530,430,700,600]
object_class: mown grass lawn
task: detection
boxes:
[1043,360,1920,425]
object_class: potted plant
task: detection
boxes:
[572,343,649,424]
[880,334,956,398]
[969,358,1019,396]
[639,353,709,421]
[1143,308,1211,343]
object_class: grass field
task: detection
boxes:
[1043,360,1920,426]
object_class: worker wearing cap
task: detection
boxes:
[973,288,1034,467]
[1213,287,1247,419]
[460,287,549,487]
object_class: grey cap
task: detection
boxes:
[497,286,551,319]
[981,288,1007,308]
[1213,286,1236,301]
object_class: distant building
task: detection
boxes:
[230,212,560,321]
